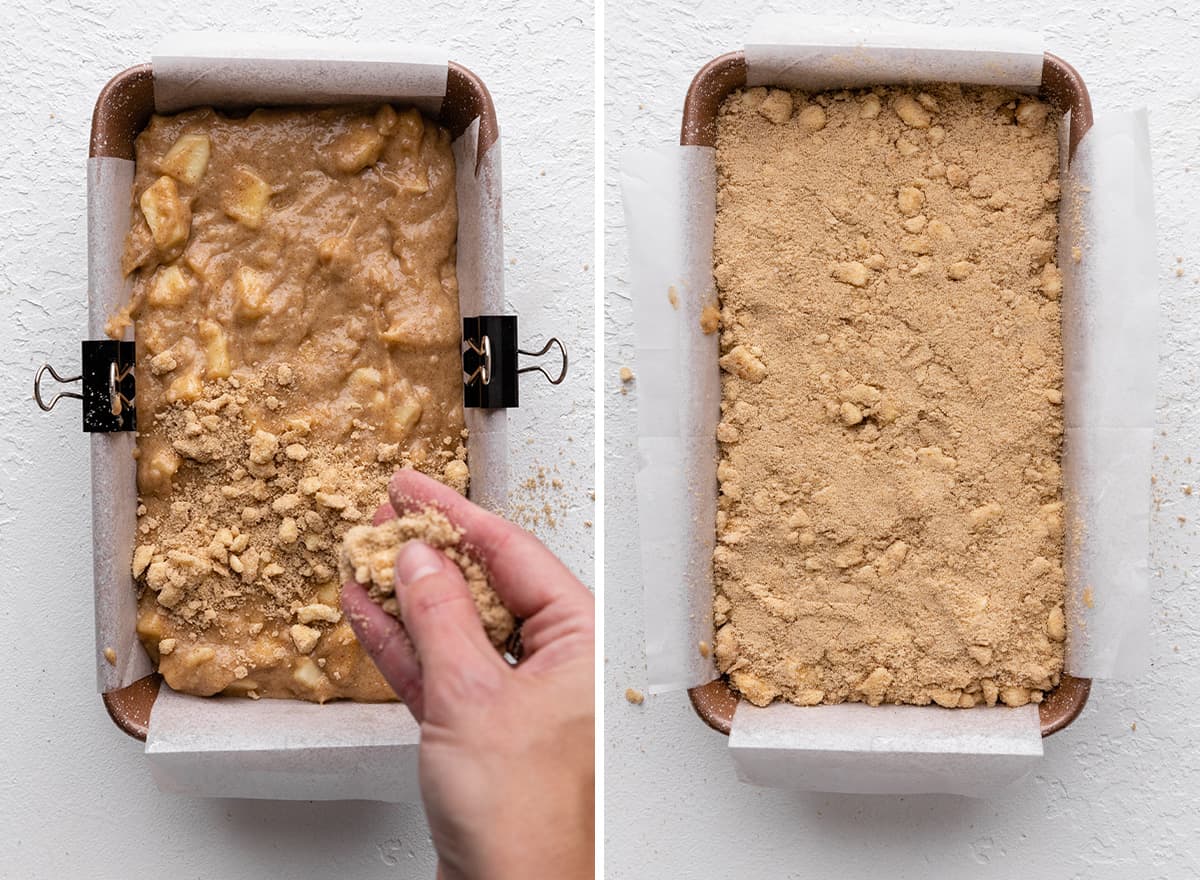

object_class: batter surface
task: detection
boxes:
[712,85,1067,709]
[115,103,468,702]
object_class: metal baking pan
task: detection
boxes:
[683,50,1093,738]
[92,61,501,740]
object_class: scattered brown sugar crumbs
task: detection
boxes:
[1083,587,1095,608]
[338,509,514,649]
[668,285,679,308]
[698,640,711,658]
[131,368,468,701]
[134,369,465,627]
[1185,485,1193,496]
[619,366,634,395]
[103,647,117,665]
[508,464,570,530]
[712,84,1066,710]
[625,687,645,705]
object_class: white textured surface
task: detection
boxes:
[606,2,1200,877]
[0,0,592,876]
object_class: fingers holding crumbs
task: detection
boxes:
[337,505,516,651]
[386,469,591,623]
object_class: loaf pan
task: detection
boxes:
[92,61,499,740]
[682,50,1093,738]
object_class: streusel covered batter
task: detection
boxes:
[713,85,1067,710]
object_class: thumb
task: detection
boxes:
[394,541,506,687]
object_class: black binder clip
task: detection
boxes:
[462,315,567,409]
[34,340,136,432]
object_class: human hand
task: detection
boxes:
[342,469,594,880]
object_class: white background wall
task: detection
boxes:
[0,0,593,876]
[605,1,1200,877]
[4,0,1198,875]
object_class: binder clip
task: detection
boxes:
[462,316,567,408]
[34,340,136,432]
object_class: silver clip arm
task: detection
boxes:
[518,337,568,385]
[34,364,83,411]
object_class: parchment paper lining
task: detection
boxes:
[728,702,1042,797]
[745,15,1044,91]
[153,33,447,114]
[1060,110,1156,678]
[624,19,1155,795]
[146,687,421,802]
[623,147,717,693]
[89,37,507,802]
[89,158,150,691]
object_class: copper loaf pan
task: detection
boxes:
[682,51,1092,738]
[93,61,499,740]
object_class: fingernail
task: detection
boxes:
[395,541,442,586]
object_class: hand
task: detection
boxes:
[342,469,594,880]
